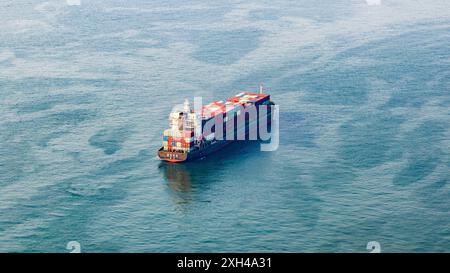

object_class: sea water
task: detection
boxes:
[0,0,449,252]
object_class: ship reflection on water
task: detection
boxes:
[159,140,265,207]
[158,160,216,208]
[160,163,193,193]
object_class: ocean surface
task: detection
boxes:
[0,0,449,252]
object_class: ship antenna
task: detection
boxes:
[259,83,264,94]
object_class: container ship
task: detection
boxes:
[158,86,274,163]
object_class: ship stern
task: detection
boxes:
[157,147,189,163]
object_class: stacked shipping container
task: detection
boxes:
[200,92,271,140]
[162,129,195,152]
[162,92,271,152]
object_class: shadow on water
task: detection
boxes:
[158,140,265,203]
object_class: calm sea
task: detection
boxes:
[0,0,449,252]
